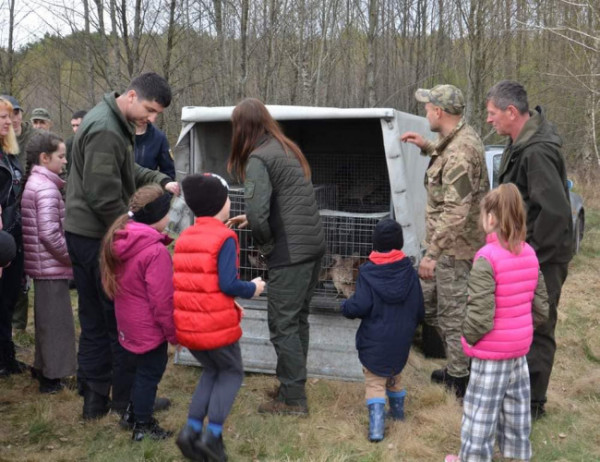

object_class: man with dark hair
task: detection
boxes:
[65,72,179,420]
[66,110,87,174]
[486,80,572,420]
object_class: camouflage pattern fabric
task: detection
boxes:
[423,256,472,377]
[415,85,465,115]
[421,120,489,261]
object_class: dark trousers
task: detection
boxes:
[267,258,321,406]
[0,234,23,344]
[127,342,168,422]
[189,342,244,425]
[527,262,569,405]
[66,232,135,402]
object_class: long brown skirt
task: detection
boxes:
[33,279,77,379]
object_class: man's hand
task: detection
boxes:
[226,214,248,229]
[400,131,426,149]
[164,182,180,196]
[418,256,437,280]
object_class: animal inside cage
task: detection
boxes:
[229,185,391,307]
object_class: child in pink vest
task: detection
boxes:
[446,184,549,462]
[100,184,177,442]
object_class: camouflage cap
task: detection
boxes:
[415,84,465,115]
[31,107,51,121]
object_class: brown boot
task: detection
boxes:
[257,399,308,416]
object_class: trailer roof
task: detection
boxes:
[181,105,399,123]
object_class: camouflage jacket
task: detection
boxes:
[420,119,489,261]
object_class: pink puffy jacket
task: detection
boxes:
[22,165,73,279]
[112,221,177,354]
[461,233,539,360]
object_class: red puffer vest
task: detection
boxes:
[173,217,242,350]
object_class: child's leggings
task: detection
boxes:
[460,356,531,462]
[189,341,243,424]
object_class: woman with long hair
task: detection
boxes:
[227,98,325,415]
[0,96,28,377]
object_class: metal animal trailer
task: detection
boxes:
[170,106,432,381]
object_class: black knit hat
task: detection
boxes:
[372,218,404,252]
[181,173,229,217]
[0,230,16,267]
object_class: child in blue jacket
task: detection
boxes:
[341,218,424,442]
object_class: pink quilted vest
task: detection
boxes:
[462,233,539,360]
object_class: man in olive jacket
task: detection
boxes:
[65,72,179,420]
[486,80,573,419]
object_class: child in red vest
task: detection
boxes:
[445,184,549,462]
[174,173,265,462]
[100,184,177,441]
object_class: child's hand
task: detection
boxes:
[252,277,266,297]
[227,214,248,229]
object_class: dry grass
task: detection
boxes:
[2,207,600,462]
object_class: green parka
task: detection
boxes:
[64,92,170,239]
[498,106,573,265]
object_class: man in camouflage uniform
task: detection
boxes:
[401,84,489,397]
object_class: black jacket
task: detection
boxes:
[342,252,424,377]
[0,151,23,237]
[499,106,573,265]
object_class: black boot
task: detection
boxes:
[154,396,171,412]
[4,341,29,374]
[198,429,227,461]
[119,402,135,430]
[82,385,110,420]
[176,425,206,461]
[431,367,448,384]
[39,376,64,394]
[132,418,173,441]
[444,373,469,399]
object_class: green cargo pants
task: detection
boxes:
[422,255,471,378]
[267,258,321,407]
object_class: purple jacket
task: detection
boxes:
[22,165,73,279]
[113,221,177,354]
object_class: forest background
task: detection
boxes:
[1,0,599,172]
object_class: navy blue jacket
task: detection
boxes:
[134,123,175,179]
[341,250,424,376]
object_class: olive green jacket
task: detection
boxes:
[64,92,170,238]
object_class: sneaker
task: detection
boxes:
[197,429,227,461]
[257,398,309,416]
[176,426,206,461]
[444,455,461,462]
[132,418,173,441]
[119,402,135,430]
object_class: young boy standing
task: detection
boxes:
[174,173,265,462]
[341,218,424,442]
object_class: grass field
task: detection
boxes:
[2,207,599,462]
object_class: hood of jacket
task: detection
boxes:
[360,250,416,304]
[113,221,172,261]
[511,106,562,153]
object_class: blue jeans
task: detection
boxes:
[128,342,168,422]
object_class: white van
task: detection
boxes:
[170,105,433,381]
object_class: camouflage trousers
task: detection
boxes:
[422,255,471,377]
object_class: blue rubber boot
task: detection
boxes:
[367,398,386,442]
[387,389,406,421]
